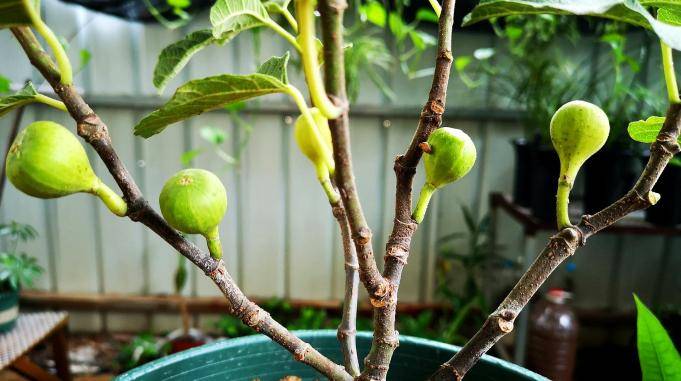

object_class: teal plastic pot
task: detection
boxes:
[0,289,19,333]
[116,330,546,380]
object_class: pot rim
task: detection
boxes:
[116,330,546,380]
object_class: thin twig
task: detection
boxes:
[429,103,681,380]
[357,1,457,379]
[318,0,388,303]
[10,26,352,381]
[332,203,361,376]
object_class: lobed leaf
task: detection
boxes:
[135,54,290,138]
[210,0,271,40]
[462,0,681,51]
[634,295,681,381]
[0,82,39,118]
[0,0,40,28]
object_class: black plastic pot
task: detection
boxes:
[512,139,533,207]
[645,159,681,226]
[529,146,561,223]
[583,148,640,215]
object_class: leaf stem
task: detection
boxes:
[556,179,572,230]
[429,0,442,17]
[266,19,302,52]
[34,94,67,112]
[282,8,299,33]
[296,0,342,119]
[24,3,73,85]
[661,40,680,104]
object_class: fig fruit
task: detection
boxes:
[412,127,477,223]
[550,100,609,229]
[159,168,227,259]
[294,107,339,203]
[5,121,127,216]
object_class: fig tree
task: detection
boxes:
[550,100,610,229]
[412,127,477,223]
[5,120,127,216]
[159,168,227,260]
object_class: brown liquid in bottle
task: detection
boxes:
[526,288,579,381]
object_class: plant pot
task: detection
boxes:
[583,148,640,215]
[529,146,561,223]
[0,289,19,333]
[645,160,681,227]
[512,138,533,207]
[116,330,546,380]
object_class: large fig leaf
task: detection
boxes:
[463,0,681,51]
[0,82,39,118]
[135,54,291,138]
[634,295,681,381]
[0,0,40,28]
[153,29,219,93]
[210,0,271,40]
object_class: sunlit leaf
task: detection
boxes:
[210,0,270,40]
[0,75,10,94]
[360,0,387,27]
[628,116,667,143]
[0,82,39,118]
[135,55,290,138]
[416,8,440,23]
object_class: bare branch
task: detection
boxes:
[10,26,352,381]
[332,203,361,376]
[430,102,681,380]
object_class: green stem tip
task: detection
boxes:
[93,181,128,217]
[315,163,340,204]
[204,225,223,260]
[556,178,572,230]
[412,183,437,224]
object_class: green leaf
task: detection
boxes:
[634,295,681,381]
[454,56,472,72]
[180,149,202,167]
[0,0,40,28]
[658,7,681,26]
[462,0,681,51]
[0,82,39,118]
[416,8,440,23]
[168,0,191,9]
[153,29,219,93]
[255,52,289,84]
[0,75,11,94]
[210,0,271,40]
[134,67,288,138]
[628,116,667,143]
[262,0,291,14]
[79,49,92,69]
[360,1,387,27]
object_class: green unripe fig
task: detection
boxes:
[5,120,127,216]
[412,127,477,223]
[294,107,339,203]
[550,100,610,229]
[159,168,227,259]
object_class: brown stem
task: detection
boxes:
[430,102,681,380]
[320,0,456,378]
[333,203,361,376]
[319,0,388,302]
[0,105,25,206]
[10,26,352,381]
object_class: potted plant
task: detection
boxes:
[2,0,681,380]
[0,222,43,333]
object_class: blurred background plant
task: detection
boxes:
[0,221,42,292]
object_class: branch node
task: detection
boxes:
[354,226,372,244]
[438,363,463,381]
[294,343,311,361]
[419,142,432,154]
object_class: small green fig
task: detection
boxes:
[550,100,610,229]
[412,127,477,223]
[5,120,127,216]
[294,107,339,203]
[159,168,227,259]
